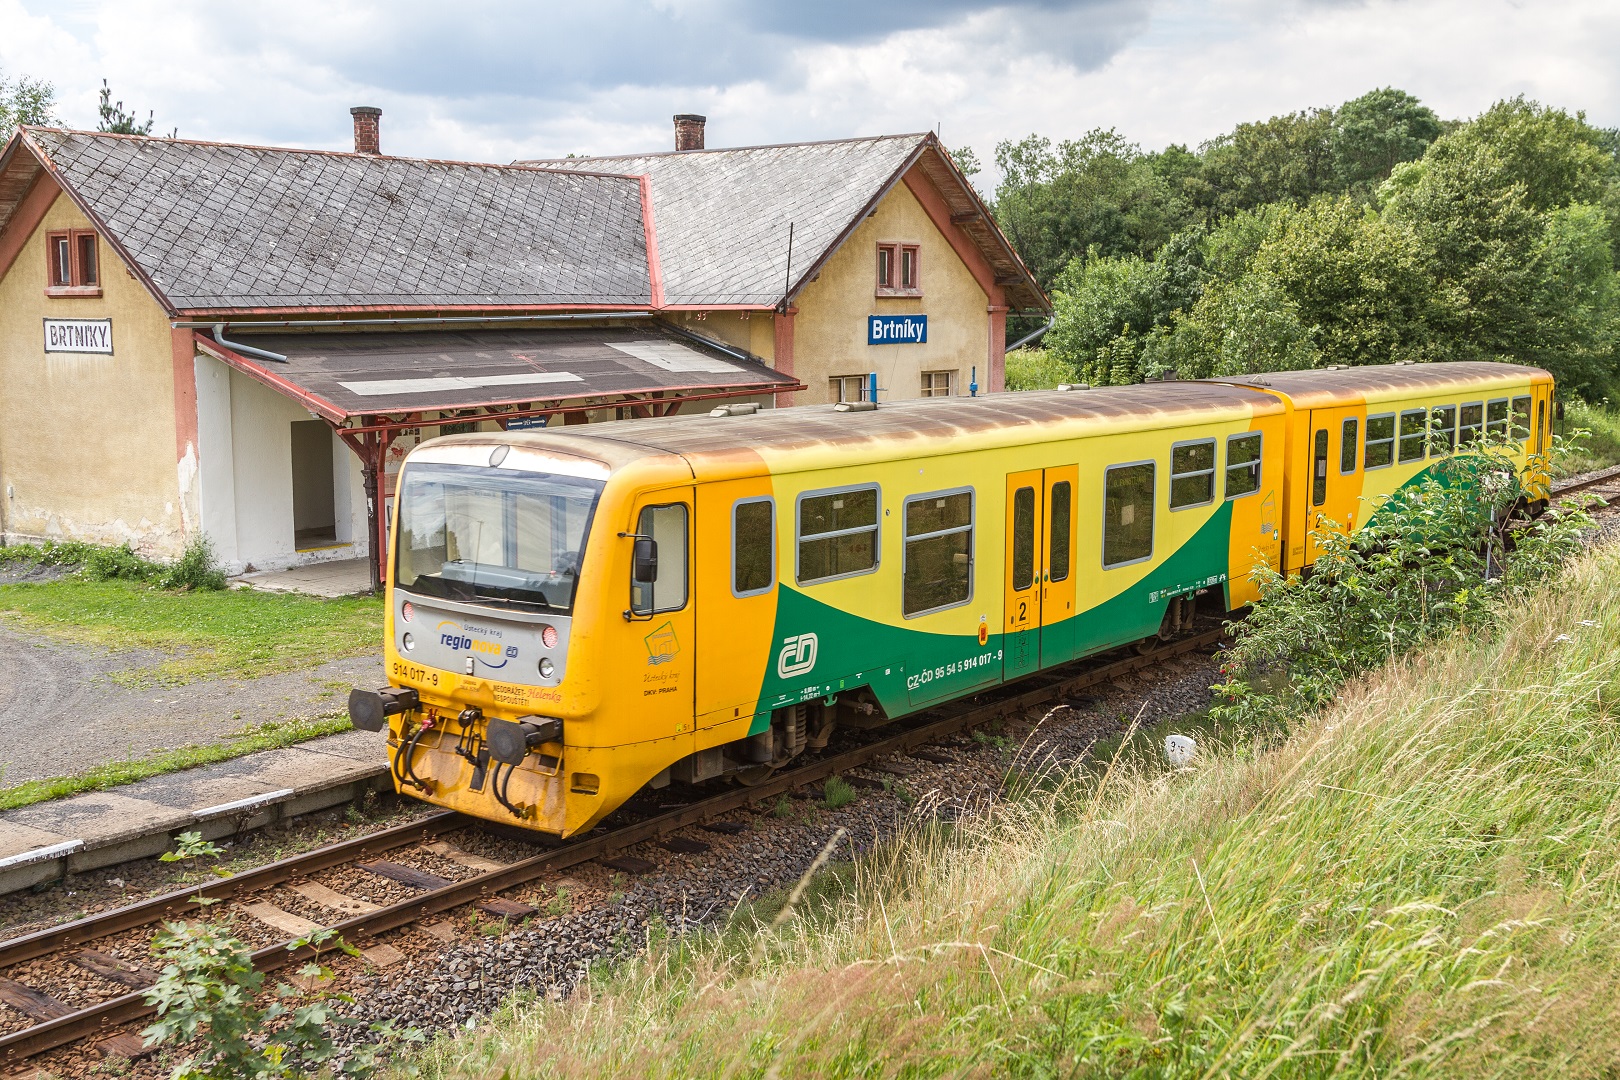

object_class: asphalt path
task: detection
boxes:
[0,616,382,786]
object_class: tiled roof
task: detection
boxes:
[21,129,651,311]
[529,135,930,307]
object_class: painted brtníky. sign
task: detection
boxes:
[43,318,113,355]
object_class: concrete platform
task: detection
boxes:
[233,557,373,598]
[0,728,391,896]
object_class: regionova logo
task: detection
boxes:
[777,632,818,679]
[437,620,517,669]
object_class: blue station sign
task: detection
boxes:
[868,314,927,345]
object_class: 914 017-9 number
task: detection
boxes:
[390,660,439,687]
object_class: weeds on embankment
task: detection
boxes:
[409,546,1620,1075]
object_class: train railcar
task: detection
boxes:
[349,360,1550,837]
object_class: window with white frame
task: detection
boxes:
[921,371,954,397]
[831,375,869,403]
[1169,439,1216,509]
[903,490,973,616]
[797,485,880,584]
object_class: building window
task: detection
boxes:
[831,375,870,403]
[903,489,973,617]
[797,485,880,584]
[876,242,920,296]
[731,497,775,597]
[921,371,954,397]
[1103,462,1155,568]
[45,229,100,295]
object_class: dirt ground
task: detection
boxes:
[0,616,383,786]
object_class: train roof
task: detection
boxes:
[1209,360,1547,409]
[497,379,1284,467]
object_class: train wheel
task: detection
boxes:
[734,764,777,786]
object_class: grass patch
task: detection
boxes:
[410,544,1620,1078]
[821,776,856,811]
[1556,398,1620,476]
[0,577,381,686]
[0,714,355,811]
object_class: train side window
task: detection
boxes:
[1340,418,1359,474]
[1537,400,1546,451]
[1311,429,1329,506]
[1459,402,1483,446]
[797,485,879,584]
[1049,481,1072,583]
[1512,395,1532,442]
[630,503,688,615]
[1103,462,1154,568]
[1225,432,1262,498]
[1398,409,1427,463]
[1011,487,1036,591]
[1170,439,1216,509]
[731,497,775,597]
[903,489,973,617]
[1430,405,1457,456]
[1486,398,1510,439]
[1365,414,1395,469]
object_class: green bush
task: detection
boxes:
[82,541,159,582]
[0,534,226,590]
[1003,347,1076,390]
[1213,437,1592,727]
[159,534,228,591]
[821,776,857,810]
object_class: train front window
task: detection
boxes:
[394,463,603,612]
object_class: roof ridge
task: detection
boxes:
[21,126,642,181]
[518,131,930,166]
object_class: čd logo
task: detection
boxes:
[777,633,818,679]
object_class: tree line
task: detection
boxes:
[987,90,1620,400]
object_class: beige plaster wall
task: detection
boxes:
[0,190,186,557]
[790,179,989,405]
[668,309,775,361]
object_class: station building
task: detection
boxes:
[0,110,1045,584]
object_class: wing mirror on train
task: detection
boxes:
[487,716,564,765]
[348,686,419,732]
[632,537,659,583]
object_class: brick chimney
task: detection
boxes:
[674,113,706,152]
[350,106,382,154]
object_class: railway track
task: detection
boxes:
[0,627,1225,1068]
[1552,462,1620,498]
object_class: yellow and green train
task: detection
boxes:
[349,360,1553,837]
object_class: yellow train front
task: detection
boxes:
[348,360,1553,838]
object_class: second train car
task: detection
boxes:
[350,360,1551,836]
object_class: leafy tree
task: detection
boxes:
[1198,108,1338,216]
[993,129,1191,287]
[0,67,57,132]
[947,145,981,179]
[1332,87,1442,195]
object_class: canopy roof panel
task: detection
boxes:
[198,325,797,421]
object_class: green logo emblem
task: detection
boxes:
[645,622,679,665]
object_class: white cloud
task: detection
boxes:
[2,0,1616,190]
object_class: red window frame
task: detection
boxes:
[876,242,921,297]
[44,229,101,297]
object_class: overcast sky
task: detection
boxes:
[4,0,1617,187]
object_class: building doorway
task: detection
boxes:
[291,420,338,550]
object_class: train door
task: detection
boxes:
[1003,471,1043,682]
[694,480,777,739]
[624,489,697,750]
[1303,405,1365,563]
[1039,466,1078,668]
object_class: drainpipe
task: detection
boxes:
[212,324,289,364]
[1005,315,1056,354]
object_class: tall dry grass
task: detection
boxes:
[412,544,1620,1078]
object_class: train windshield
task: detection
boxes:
[394,463,604,613]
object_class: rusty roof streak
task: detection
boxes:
[1210,361,1549,408]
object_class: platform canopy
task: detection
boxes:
[195,322,801,589]
[195,324,797,424]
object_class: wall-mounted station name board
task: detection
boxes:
[43,318,113,355]
[868,314,927,345]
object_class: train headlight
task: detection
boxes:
[540,624,559,649]
[402,632,415,652]
[539,657,555,679]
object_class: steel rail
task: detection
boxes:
[1552,463,1620,498]
[0,628,1222,1065]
